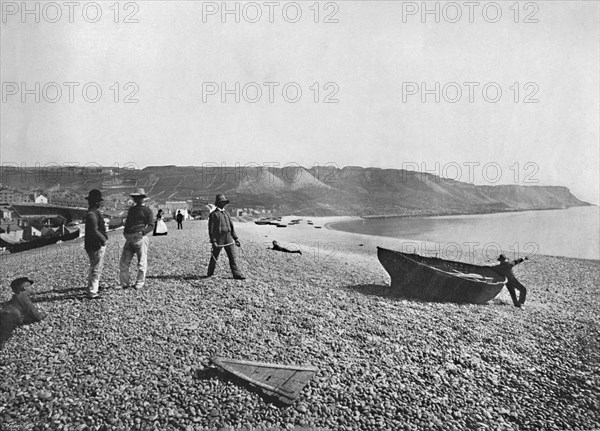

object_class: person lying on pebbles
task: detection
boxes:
[0,277,47,350]
[269,240,302,255]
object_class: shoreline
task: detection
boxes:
[358,203,595,220]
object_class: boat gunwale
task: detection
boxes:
[377,246,507,287]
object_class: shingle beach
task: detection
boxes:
[1,218,599,430]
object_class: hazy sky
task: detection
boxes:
[1,1,599,203]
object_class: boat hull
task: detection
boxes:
[377,247,506,304]
[0,229,80,253]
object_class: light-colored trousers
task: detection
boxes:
[119,233,149,287]
[87,245,107,294]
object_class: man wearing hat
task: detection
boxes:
[493,254,528,307]
[207,194,245,280]
[119,188,154,289]
[0,277,47,350]
[84,189,108,299]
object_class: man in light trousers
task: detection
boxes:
[119,188,154,289]
[84,189,108,299]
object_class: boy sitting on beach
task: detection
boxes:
[0,277,47,350]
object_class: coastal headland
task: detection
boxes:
[1,218,598,430]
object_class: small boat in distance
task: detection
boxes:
[254,219,272,225]
[377,247,507,304]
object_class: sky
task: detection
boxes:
[1,1,599,204]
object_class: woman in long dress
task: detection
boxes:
[153,209,168,236]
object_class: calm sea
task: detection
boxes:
[328,206,600,260]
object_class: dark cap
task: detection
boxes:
[497,254,507,262]
[214,194,229,205]
[85,189,103,203]
[10,277,34,292]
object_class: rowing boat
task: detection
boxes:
[0,227,80,254]
[377,247,507,304]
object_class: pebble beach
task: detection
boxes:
[1,217,599,430]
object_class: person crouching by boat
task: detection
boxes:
[270,240,302,255]
[492,254,528,307]
[207,194,245,280]
[119,188,154,289]
[85,189,109,299]
[0,278,47,350]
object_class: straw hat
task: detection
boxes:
[130,188,147,198]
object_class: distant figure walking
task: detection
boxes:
[270,240,302,255]
[0,277,47,350]
[84,189,108,299]
[492,254,528,307]
[176,210,184,230]
[207,194,245,280]
[153,209,168,236]
[119,188,154,289]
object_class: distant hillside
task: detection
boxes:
[0,165,590,216]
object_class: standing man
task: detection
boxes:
[176,210,184,230]
[84,189,108,299]
[119,188,154,289]
[207,194,245,280]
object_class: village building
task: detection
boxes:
[0,206,13,220]
[0,188,32,204]
[34,194,48,204]
[0,188,15,203]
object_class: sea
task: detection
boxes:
[328,206,600,261]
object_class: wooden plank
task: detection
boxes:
[210,356,318,405]
[213,356,318,372]
[211,358,296,396]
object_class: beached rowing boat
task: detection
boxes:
[0,227,80,253]
[377,247,507,304]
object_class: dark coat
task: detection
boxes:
[208,209,237,246]
[124,205,154,236]
[493,258,525,281]
[0,291,46,347]
[84,208,108,252]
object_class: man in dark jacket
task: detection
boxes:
[176,210,184,229]
[84,189,108,299]
[0,277,47,350]
[119,188,154,289]
[207,194,245,280]
[492,254,528,307]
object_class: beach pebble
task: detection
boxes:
[37,391,53,400]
